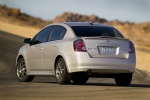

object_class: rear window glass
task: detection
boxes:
[71,26,123,38]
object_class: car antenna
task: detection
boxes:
[90,17,95,25]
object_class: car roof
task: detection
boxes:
[63,22,112,27]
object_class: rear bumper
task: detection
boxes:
[69,66,135,73]
[65,52,136,74]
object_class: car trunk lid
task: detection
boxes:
[83,37,130,59]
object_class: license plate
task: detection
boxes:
[99,46,116,55]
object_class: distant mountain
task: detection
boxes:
[0,4,125,28]
[51,12,107,23]
[0,5,51,28]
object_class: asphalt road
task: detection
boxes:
[0,31,150,100]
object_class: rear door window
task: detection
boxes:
[49,26,67,41]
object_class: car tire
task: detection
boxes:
[16,58,34,82]
[115,73,132,86]
[55,58,71,84]
[72,72,89,85]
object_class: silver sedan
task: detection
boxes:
[16,22,136,86]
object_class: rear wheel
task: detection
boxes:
[16,58,34,82]
[72,72,89,85]
[55,58,71,84]
[115,73,132,86]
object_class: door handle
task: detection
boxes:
[38,48,43,50]
[53,44,58,48]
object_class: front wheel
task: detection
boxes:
[16,58,34,82]
[115,73,132,86]
[55,58,71,84]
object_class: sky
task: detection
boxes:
[0,0,150,23]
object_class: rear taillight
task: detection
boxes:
[73,39,87,52]
[129,41,135,53]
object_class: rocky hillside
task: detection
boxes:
[0,4,133,27]
[0,5,150,47]
[52,12,107,23]
[0,5,110,28]
[0,5,51,28]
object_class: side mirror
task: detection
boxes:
[24,38,31,44]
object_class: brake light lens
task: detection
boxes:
[73,39,87,52]
[129,41,135,53]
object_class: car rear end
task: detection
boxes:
[67,24,136,75]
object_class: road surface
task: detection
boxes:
[0,31,150,100]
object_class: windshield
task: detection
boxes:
[71,26,123,38]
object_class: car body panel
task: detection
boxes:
[65,52,135,73]
[26,43,44,71]
[83,37,130,58]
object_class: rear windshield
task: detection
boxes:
[71,26,123,38]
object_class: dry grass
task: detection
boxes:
[0,21,39,38]
[114,23,150,46]
[136,50,150,71]
[0,21,150,71]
